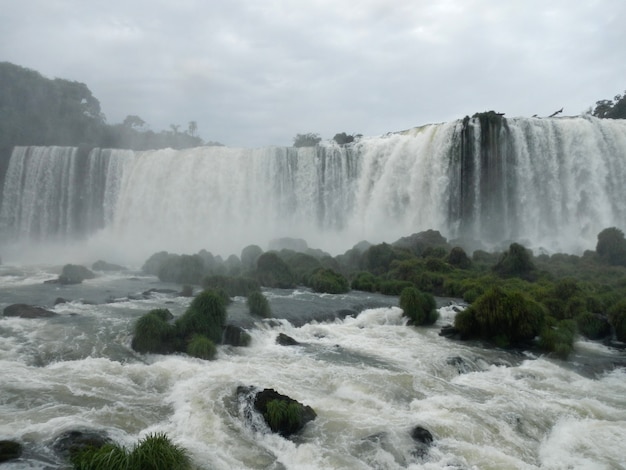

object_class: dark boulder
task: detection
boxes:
[439,324,462,340]
[222,325,251,347]
[0,440,22,463]
[45,264,96,285]
[52,429,112,460]
[276,333,300,346]
[54,297,68,305]
[4,303,56,318]
[237,386,316,437]
[410,425,434,458]
[92,260,126,271]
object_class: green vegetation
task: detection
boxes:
[454,287,545,348]
[308,268,350,294]
[135,225,626,360]
[596,227,626,267]
[591,90,626,119]
[609,300,626,342]
[255,252,296,288]
[264,400,305,434]
[132,291,227,357]
[293,133,321,147]
[399,287,438,325]
[131,309,177,354]
[71,432,191,470]
[202,275,260,297]
[0,61,217,151]
[247,291,272,318]
[187,334,217,360]
[176,290,227,344]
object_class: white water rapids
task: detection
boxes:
[0,267,625,469]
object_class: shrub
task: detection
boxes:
[256,252,296,288]
[608,299,626,342]
[575,312,611,340]
[493,243,536,279]
[130,433,191,470]
[247,291,272,317]
[264,399,304,434]
[351,271,380,292]
[332,132,355,145]
[379,280,413,295]
[71,434,191,470]
[71,443,128,470]
[308,268,350,294]
[201,275,260,297]
[141,251,172,275]
[241,244,264,271]
[399,287,438,325]
[454,287,545,347]
[539,319,577,359]
[447,247,472,269]
[596,227,626,266]
[363,243,407,274]
[71,433,190,470]
[186,334,217,360]
[158,254,205,285]
[293,133,321,147]
[176,290,227,344]
[131,310,176,354]
[424,257,450,273]
[282,252,322,284]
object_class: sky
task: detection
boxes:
[1,0,625,147]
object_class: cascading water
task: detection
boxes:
[0,116,625,264]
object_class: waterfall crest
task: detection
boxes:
[1,116,625,262]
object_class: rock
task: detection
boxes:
[60,264,96,284]
[276,333,300,346]
[54,297,68,305]
[52,429,112,460]
[410,425,434,458]
[4,303,56,318]
[45,264,96,285]
[142,288,178,297]
[223,325,251,347]
[237,386,316,437]
[92,260,126,271]
[0,440,22,463]
[439,324,462,340]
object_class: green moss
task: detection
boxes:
[575,312,611,340]
[539,320,576,359]
[264,400,303,432]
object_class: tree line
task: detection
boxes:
[0,61,222,152]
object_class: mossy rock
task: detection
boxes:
[187,334,217,360]
[308,268,349,294]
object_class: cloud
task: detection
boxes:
[1,0,625,146]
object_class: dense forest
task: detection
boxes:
[0,61,220,153]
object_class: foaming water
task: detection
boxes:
[1,269,625,469]
[2,117,625,264]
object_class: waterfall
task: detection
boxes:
[0,116,625,263]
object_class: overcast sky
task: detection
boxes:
[1,0,624,147]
